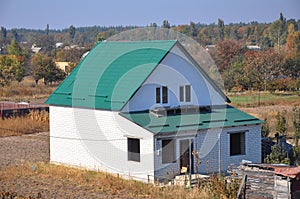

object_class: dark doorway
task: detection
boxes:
[180,139,193,173]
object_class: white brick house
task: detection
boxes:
[46,40,262,182]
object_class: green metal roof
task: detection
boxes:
[120,105,262,134]
[46,40,176,110]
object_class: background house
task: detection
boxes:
[55,61,70,74]
[46,40,262,182]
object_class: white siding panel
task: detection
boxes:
[50,106,154,182]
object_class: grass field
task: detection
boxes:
[0,77,56,102]
[228,91,300,107]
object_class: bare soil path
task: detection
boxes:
[0,132,49,168]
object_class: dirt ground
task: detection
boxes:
[0,132,49,168]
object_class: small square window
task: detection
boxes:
[128,138,140,162]
[230,132,245,156]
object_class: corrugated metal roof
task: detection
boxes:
[275,166,300,178]
[120,105,262,134]
[46,40,177,110]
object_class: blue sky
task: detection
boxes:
[1,0,300,29]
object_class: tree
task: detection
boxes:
[162,20,170,29]
[268,12,287,49]
[293,107,300,146]
[244,50,284,90]
[45,24,49,35]
[190,21,197,37]
[0,27,7,53]
[215,39,243,72]
[34,35,55,56]
[261,119,270,137]
[149,22,157,27]
[218,18,225,40]
[31,53,66,85]
[8,38,22,56]
[264,144,290,164]
[11,29,19,41]
[95,32,106,42]
[69,25,76,41]
[276,111,287,136]
[283,58,300,78]
[0,55,25,85]
[286,30,300,59]
[0,26,7,41]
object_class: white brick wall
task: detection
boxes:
[50,106,155,182]
[153,125,261,177]
[50,105,261,181]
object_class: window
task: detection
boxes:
[162,86,168,103]
[156,86,168,104]
[185,85,191,102]
[128,138,140,162]
[156,87,161,103]
[230,132,245,156]
[179,85,191,102]
[179,86,184,102]
[162,139,175,164]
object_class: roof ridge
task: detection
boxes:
[102,40,177,43]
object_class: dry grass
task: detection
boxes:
[0,111,49,137]
[0,77,56,102]
[0,163,215,199]
[240,105,298,140]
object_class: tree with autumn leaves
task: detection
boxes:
[213,34,298,92]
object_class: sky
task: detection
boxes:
[0,0,300,30]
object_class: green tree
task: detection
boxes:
[218,18,225,40]
[190,21,197,37]
[162,20,170,29]
[261,119,270,137]
[69,25,76,41]
[11,29,19,40]
[276,111,287,136]
[268,12,287,49]
[0,55,25,85]
[293,107,300,146]
[294,146,300,165]
[264,144,290,164]
[8,38,22,56]
[283,58,300,78]
[149,22,157,27]
[45,24,49,35]
[0,26,7,39]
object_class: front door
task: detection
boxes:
[180,139,193,174]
